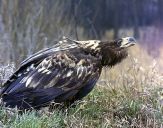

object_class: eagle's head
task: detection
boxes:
[65,36,136,67]
[100,37,136,66]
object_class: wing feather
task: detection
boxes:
[2,45,101,109]
[21,43,77,66]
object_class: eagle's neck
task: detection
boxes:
[75,40,101,56]
[101,47,128,67]
[74,40,128,67]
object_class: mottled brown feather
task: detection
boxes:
[0,37,135,110]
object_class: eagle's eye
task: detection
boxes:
[116,39,122,47]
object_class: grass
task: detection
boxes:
[0,45,162,128]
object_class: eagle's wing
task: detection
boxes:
[2,49,100,108]
[2,43,77,88]
[21,43,77,66]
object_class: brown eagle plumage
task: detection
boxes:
[0,37,136,109]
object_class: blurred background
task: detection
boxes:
[0,0,163,69]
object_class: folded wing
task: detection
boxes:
[1,46,101,109]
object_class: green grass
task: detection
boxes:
[0,86,162,128]
[0,107,65,128]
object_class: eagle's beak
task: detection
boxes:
[120,37,136,48]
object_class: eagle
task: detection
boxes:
[0,37,136,110]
